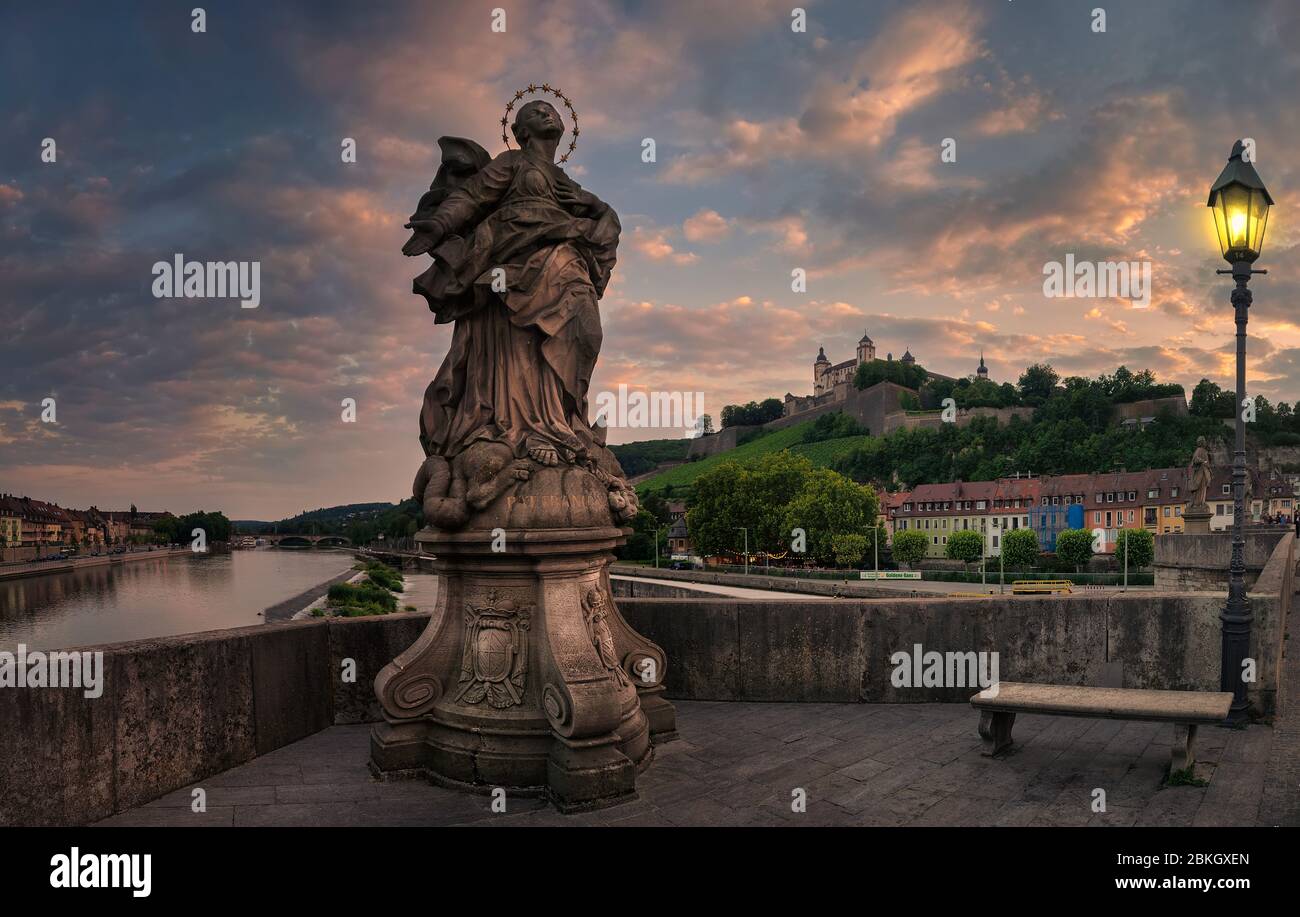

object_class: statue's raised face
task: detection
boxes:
[512,101,564,146]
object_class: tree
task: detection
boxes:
[1190,378,1234,418]
[854,358,928,391]
[719,399,785,428]
[782,468,880,565]
[1018,363,1059,405]
[1114,528,1155,570]
[946,529,984,567]
[1055,528,1094,572]
[891,530,929,568]
[1001,528,1040,569]
[802,411,867,443]
[831,533,868,568]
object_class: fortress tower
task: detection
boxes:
[856,332,875,364]
[813,347,831,395]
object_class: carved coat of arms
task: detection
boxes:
[455,589,532,708]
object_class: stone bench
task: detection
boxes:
[970,682,1233,771]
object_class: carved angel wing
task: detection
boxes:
[402,136,491,256]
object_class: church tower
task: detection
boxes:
[977,351,988,380]
[856,332,875,366]
[814,347,831,395]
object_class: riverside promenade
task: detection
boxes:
[0,547,191,582]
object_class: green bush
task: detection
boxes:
[891,530,929,567]
[1114,527,1155,569]
[328,581,398,612]
[946,529,984,566]
[1055,529,1095,571]
[1000,528,1040,569]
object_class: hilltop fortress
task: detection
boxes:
[687,331,1018,459]
[685,330,1189,461]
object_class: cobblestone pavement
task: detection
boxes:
[96,700,1283,827]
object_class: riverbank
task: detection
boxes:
[288,565,441,621]
[266,568,363,622]
[0,548,192,582]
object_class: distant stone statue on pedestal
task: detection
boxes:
[1183,436,1214,534]
[368,88,676,812]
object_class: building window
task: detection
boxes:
[1222,484,1230,495]
[1164,507,1171,518]
[1174,507,1181,517]
[1171,487,1179,498]
[1094,512,1101,524]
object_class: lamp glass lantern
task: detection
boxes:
[1207,140,1273,264]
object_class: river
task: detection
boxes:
[0,549,362,651]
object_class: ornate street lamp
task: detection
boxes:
[1207,139,1273,724]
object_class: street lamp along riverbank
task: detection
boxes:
[1207,139,1273,725]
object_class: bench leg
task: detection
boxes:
[978,710,1015,757]
[1171,723,1197,772]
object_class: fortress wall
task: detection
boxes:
[684,423,759,459]
[1111,395,1188,422]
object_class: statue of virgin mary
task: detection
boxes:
[402,97,637,532]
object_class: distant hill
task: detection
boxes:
[635,420,867,497]
[235,502,404,534]
[609,437,692,478]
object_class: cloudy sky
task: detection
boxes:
[3,0,1300,519]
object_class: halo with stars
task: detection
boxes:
[501,83,579,163]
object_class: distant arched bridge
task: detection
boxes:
[256,534,353,548]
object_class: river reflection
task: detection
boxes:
[0,550,357,651]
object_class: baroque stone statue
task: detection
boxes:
[370,90,675,812]
[403,99,638,532]
[1187,436,1212,509]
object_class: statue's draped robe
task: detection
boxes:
[414,149,619,464]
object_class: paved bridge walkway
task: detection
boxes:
[97,700,1280,827]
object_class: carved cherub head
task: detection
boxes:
[511,100,564,147]
[583,587,606,621]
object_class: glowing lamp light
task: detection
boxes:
[1207,140,1273,264]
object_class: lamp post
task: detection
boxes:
[738,527,748,577]
[1208,139,1273,725]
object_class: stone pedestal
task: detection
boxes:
[370,525,676,812]
[1183,505,1213,534]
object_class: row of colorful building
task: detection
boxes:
[884,466,1298,558]
[0,494,172,558]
